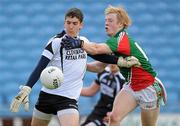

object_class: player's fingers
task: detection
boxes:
[103,112,112,122]
[103,116,109,122]
[10,99,21,112]
[23,96,29,112]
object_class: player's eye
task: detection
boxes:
[66,21,71,25]
[73,22,78,25]
[106,18,113,23]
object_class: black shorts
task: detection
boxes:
[81,119,106,126]
[35,91,78,115]
[81,114,106,126]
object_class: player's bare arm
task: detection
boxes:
[87,61,107,73]
[81,82,100,96]
[61,37,141,68]
[83,42,112,55]
[61,37,112,55]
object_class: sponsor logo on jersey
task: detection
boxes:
[65,49,86,60]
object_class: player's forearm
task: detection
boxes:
[82,42,98,54]
[26,56,50,88]
[87,61,107,73]
[81,88,93,96]
[83,42,111,55]
[88,54,118,64]
[81,83,99,96]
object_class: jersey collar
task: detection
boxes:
[114,28,125,37]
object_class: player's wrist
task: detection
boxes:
[20,85,32,94]
[117,57,127,67]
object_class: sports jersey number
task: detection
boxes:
[134,42,149,61]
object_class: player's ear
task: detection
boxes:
[79,22,83,30]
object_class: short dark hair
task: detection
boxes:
[65,8,84,23]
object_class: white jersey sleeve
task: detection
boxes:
[79,36,90,43]
[42,37,61,60]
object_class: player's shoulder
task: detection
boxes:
[54,30,66,39]
[45,37,60,48]
[53,30,66,41]
[47,31,66,44]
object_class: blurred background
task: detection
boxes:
[0,0,180,125]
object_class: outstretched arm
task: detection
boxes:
[88,54,141,68]
[83,42,112,55]
[26,55,50,88]
[61,36,112,54]
[10,55,50,112]
[88,54,118,64]
[81,81,100,96]
[61,37,141,67]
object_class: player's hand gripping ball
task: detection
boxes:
[40,66,64,89]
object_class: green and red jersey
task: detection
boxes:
[106,29,157,91]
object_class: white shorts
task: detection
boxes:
[122,78,167,110]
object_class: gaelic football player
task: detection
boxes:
[61,5,167,126]
[81,64,125,126]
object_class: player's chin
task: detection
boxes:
[105,29,112,36]
[106,32,113,37]
[66,30,77,37]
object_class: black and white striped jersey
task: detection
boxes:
[96,67,125,98]
[89,67,125,119]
